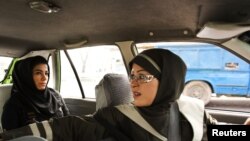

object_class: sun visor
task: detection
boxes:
[20,49,56,60]
[197,22,250,39]
[222,38,250,61]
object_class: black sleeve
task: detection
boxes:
[0,124,33,140]
[52,116,107,141]
[1,101,20,131]
[93,107,131,141]
[1,116,107,141]
[52,89,70,116]
[61,98,70,116]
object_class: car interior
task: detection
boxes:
[0,0,250,134]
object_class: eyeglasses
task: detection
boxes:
[129,74,154,84]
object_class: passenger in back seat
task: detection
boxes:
[0,49,239,141]
[1,56,70,131]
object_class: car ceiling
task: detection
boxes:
[0,0,250,57]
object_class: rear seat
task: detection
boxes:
[0,84,12,132]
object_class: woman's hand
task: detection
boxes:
[244,118,250,125]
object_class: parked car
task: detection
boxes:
[137,42,250,104]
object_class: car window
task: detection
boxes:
[47,56,55,89]
[136,42,250,105]
[0,56,55,86]
[0,57,13,83]
[60,45,127,98]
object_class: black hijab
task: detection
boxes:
[129,48,187,134]
[11,56,62,117]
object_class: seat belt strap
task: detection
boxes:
[168,102,181,141]
[116,105,167,141]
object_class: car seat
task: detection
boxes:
[95,73,133,110]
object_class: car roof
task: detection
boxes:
[0,0,250,57]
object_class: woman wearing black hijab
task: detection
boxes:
[1,56,70,131]
[0,49,216,141]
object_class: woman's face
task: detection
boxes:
[32,63,49,90]
[130,63,159,107]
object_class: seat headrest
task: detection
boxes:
[95,73,133,110]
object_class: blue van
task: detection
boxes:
[155,43,250,104]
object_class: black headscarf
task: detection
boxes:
[129,48,187,133]
[11,56,62,117]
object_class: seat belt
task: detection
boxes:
[115,105,167,141]
[168,102,181,141]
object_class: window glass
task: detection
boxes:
[0,56,13,82]
[47,56,54,89]
[136,42,250,104]
[60,46,127,98]
[60,51,82,98]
